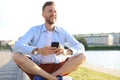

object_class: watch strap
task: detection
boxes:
[32,48,38,54]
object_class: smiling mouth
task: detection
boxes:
[50,16,56,20]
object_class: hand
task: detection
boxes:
[55,45,66,55]
[37,46,57,56]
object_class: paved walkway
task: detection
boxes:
[0,50,25,80]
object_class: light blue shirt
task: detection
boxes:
[14,24,85,64]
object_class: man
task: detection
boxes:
[12,1,86,80]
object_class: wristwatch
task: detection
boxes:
[32,48,38,55]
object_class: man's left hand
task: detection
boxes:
[55,45,66,55]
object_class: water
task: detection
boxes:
[85,50,120,71]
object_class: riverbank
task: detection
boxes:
[86,46,120,50]
[82,63,120,77]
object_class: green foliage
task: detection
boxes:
[86,46,120,50]
[0,44,11,50]
[74,36,88,48]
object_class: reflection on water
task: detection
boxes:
[85,50,120,71]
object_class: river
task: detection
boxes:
[85,50,120,71]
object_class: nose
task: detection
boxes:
[51,11,56,17]
[52,10,56,15]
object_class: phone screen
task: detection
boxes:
[51,42,59,48]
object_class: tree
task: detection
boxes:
[74,36,88,48]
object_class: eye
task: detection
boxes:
[54,10,57,13]
[48,9,52,13]
[48,9,56,13]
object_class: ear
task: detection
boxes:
[42,12,45,18]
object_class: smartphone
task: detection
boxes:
[51,42,59,48]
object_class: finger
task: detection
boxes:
[51,47,57,50]
[56,49,63,55]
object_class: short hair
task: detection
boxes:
[42,1,55,12]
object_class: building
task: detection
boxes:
[111,33,120,46]
[0,40,15,49]
[85,34,113,46]
[75,33,115,46]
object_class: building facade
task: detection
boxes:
[85,34,113,46]
[75,32,120,46]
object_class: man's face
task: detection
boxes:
[42,5,57,25]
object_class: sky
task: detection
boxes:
[0,0,120,41]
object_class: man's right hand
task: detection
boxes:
[37,46,57,56]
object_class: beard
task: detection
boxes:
[45,15,57,25]
[46,19,55,24]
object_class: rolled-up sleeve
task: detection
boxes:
[13,27,36,55]
[69,42,85,56]
[64,30,85,56]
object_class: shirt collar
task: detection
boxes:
[41,24,59,33]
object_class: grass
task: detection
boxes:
[69,67,120,80]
